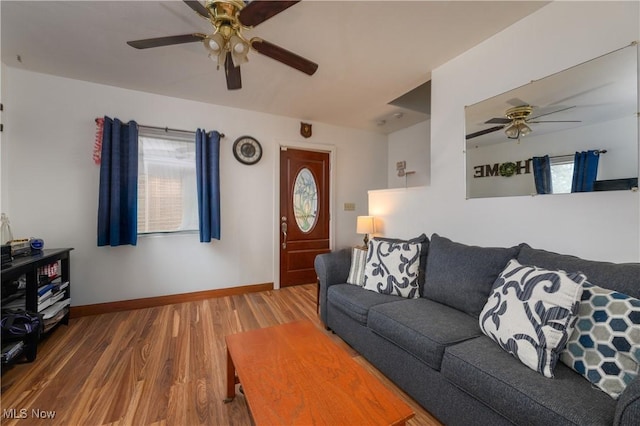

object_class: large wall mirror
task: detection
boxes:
[465,43,639,199]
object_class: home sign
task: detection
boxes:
[473,159,532,178]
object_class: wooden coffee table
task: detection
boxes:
[224,320,415,425]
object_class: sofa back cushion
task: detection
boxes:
[517,244,640,298]
[423,234,520,317]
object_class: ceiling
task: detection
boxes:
[1,1,547,134]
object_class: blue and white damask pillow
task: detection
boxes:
[479,259,586,378]
[363,239,421,299]
[560,283,640,399]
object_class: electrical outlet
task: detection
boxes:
[344,203,356,211]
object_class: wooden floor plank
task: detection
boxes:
[1,284,441,426]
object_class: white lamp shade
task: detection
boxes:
[203,33,227,67]
[519,122,532,136]
[504,123,519,139]
[356,216,375,234]
[204,33,225,54]
[230,34,249,66]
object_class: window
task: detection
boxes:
[137,129,198,234]
[550,156,575,194]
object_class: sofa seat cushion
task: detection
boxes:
[442,336,617,425]
[327,284,403,325]
[368,298,482,371]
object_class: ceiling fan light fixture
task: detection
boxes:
[519,121,532,137]
[208,39,222,53]
[504,119,532,139]
[127,0,318,91]
[204,33,226,54]
[230,34,249,66]
[504,123,520,139]
[203,33,228,68]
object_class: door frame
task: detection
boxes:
[273,141,336,290]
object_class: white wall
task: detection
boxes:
[371,1,640,263]
[387,120,430,188]
[2,68,387,306]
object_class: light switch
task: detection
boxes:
[344,203,356,211]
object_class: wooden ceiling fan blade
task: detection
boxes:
[225,52,242,90]
[251,39,318,75]
[485,117,511,124]
[183,0,210,19]
[239,1,300,27]
[127,34,205,49]
[466,126,505,140]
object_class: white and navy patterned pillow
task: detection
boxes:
[561,283,640,399]
[346,247,367,286]
[479,259,586,378]
[363,239,421,299]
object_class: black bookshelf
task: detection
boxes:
[1,248,73,366]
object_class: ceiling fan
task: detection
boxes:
[466,103,582,140]
[126,0,318,90]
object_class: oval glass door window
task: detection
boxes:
[293,168,318,233]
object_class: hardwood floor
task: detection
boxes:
[1,284,441,425]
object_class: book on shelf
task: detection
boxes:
[43,307,68,332]
[40,298,71,320]
[38,292,67,313]
[37,280,68,306]
[37,278,64,297]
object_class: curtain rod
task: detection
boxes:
[548,149,607,160]
[94,118,225,138]
[530,150,608,161]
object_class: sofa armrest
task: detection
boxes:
[615,374,640,425]
[314,249,351,325]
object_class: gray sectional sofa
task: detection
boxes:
[315,234,640,425]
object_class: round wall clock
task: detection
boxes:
[232,136,262,165]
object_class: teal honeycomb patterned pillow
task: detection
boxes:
[560,282,640,399]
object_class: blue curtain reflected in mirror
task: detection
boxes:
[572,150,600,192]
[532,156,552,194]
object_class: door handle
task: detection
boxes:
[281,221,288,249]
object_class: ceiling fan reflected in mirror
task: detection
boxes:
[466,103,582,141]
[127,0,318,90]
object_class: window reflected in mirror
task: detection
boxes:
[549,157,574,194]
